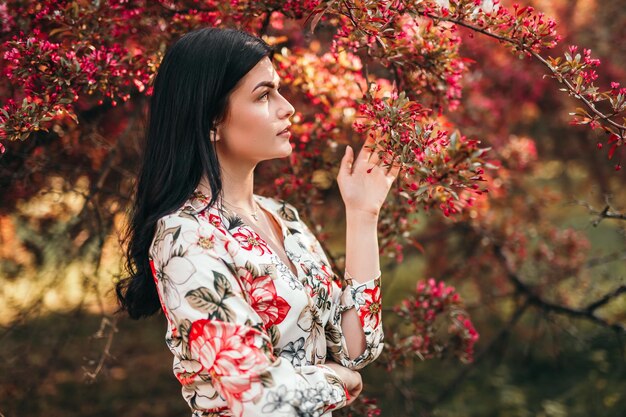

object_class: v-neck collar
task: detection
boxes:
[252,195,300,278]
[186,190,302,280]
[253,195,287,241]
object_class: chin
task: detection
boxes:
[262,147,292,162]
[279,142,294,158]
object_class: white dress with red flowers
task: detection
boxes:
[148,190,384,417]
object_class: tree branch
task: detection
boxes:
[420,11,626,134]
[493,244,625,333]
[574,199,626,226]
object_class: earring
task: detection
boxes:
[209,129,220,142]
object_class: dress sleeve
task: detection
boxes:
[149,212,348,417]
[281,202,385,371]
[325,274,385,370]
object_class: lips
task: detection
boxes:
[277,124,291,135]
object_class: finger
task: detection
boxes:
[389,163,402,178]
[358,135,377,162]
[340,145,354,176]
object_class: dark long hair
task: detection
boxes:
[116,28,273,319]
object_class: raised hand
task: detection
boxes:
[337,136,402,216]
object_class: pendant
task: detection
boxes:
[251,212,258,221]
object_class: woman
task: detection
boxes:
[116,27,400,417]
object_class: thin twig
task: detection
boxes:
[586,251,626,268]
[83,316,119,382]
[420,12,626,133]
[574,199,626,226]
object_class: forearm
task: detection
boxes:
[345,209,380,284]
[341,209,381,360]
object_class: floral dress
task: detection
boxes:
[148,189,384,417]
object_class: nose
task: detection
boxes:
[279,95,295,120]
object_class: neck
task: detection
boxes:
[220,168,256,210]
[197,145,257,212]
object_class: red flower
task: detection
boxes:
[188,320,270,416]
[358,286,382,328]
[208,213,224,228]
[233,227,271,256]
[240,271,291,328]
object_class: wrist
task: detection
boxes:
[346,207,379,222]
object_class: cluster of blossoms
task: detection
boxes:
[415,0,626,165]
[548,45,626,168]
[421,0,559,53]
[0,2,156,142]
[0,2,14,33]
[353,83,492,218]
[170,9,223,32]
[186,0,323,26]
[385,278,479,367]
[2,0,623,164]
[329,2,467,110]
[274,0,322,19]
[498,135,537,172]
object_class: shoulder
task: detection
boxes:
[150,202,231,258]
[156,191,227,232]
[154,205,220,233]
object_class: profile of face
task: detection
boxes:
[213,56,295,166]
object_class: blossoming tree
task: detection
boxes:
[1,0,624,415]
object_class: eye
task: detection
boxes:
[259,87,282,101]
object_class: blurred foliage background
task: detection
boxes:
[1,0,625,416]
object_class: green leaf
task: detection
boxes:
[415,185,430,197]
[279,203,298,222]
[244,261,261,278]
[215,304,235,322]
[213,271,234,300]
[325,323,342,344]
[449,131,459,148]
[259,371,275,388]
[178,210,198,223]
[185,287,220,315]
[267,325,281,347]
[179,319,192,343]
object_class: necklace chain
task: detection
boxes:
[221,198,260,221]
[219,195,294,273]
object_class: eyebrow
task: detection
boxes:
[252,79,281,93]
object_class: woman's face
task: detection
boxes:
[215,56,295,165]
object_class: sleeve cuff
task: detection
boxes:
[339,270,381,312]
